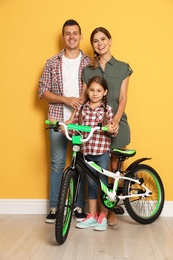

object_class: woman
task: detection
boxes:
[81,27,133,225]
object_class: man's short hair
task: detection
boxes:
[62,19,81,35]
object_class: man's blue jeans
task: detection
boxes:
[49,129,86,209]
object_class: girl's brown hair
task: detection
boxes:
[78,76,108,125]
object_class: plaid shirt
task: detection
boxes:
[38,49,91,121]
[73,102,115,155]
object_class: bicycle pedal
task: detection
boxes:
[112,206,125,215]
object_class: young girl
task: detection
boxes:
[67,75,117,231]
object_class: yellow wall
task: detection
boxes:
[0,0,173,200]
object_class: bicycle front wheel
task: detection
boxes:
[123,164,164,224]
[55,169,77,244]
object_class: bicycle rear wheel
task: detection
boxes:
[123,164,164,224]
[55,169,77,244]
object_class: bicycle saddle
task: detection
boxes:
[110,148,136,158]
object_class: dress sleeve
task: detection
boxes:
[124,63,133,79]
[81,67,89,84]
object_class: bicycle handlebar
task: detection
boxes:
[45,120,108,143]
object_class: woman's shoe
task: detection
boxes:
[108,211,118,226]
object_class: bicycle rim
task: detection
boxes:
[62,178,74,235]
[123,164,164,224]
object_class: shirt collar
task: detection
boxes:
[108,56,116,65]
[98,56,116,67]
[84,100,106,109]
[58,49,88,60]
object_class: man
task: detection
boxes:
[38,19,91,223]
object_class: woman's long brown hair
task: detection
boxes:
[89,27,112,68]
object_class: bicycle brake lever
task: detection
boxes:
[45,121,60,132]
[54,126,59,132]
[45,126,54,130]
[54,122,60,132]
[45,126,59,132]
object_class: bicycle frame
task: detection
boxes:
[45,120,153,205]
[74,151,153,204]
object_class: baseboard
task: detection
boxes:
[0,199,173,216]
[0,199,48,214]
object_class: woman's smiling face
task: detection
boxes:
[92,31,112,56]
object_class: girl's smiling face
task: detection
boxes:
[87,82,107,106]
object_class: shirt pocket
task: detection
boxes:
[95,110,105,123]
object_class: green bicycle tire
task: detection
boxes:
[123,164,164,224]
[55,169,76,244]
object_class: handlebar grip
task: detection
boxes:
[97,123,108,132]
[45,120,57,125]
[102,126,108,131]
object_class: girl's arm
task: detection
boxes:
[64,109,76,125]
[106,106,119,136]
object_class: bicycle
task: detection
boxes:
[45,120,165,245]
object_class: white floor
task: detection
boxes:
[0,214,173,260]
